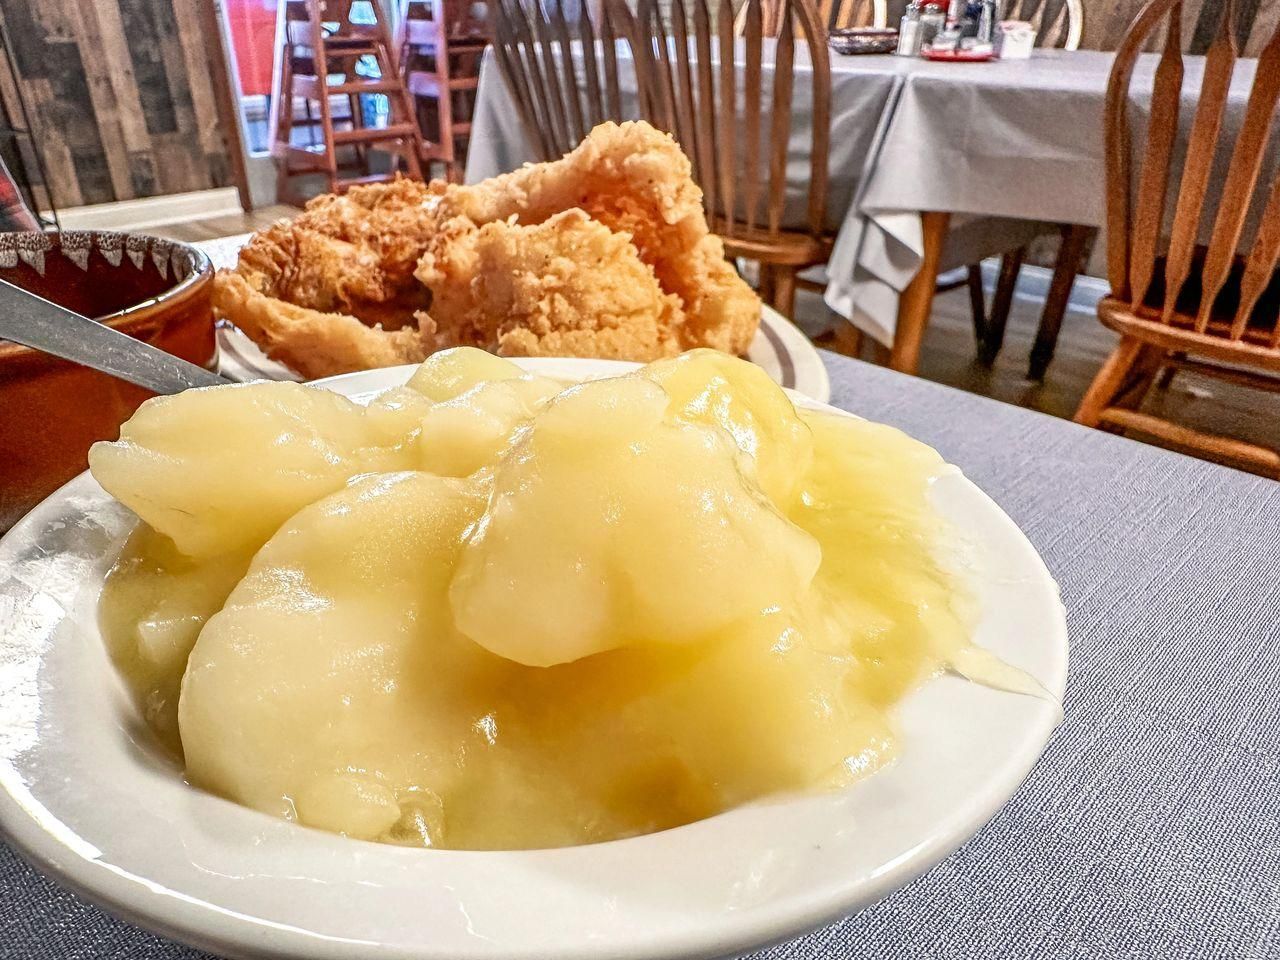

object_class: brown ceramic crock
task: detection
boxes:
[0,232,215,532]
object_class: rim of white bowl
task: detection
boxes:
[0,360,1067,960]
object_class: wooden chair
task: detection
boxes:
[399,0,490,182]
[1002,0,1084,50]
[490,0,642,162]
[741,0,886,34]
[1075,0,1280,478]
[272,0,423,204]
[822,0,887,30]
[635,0,832,320]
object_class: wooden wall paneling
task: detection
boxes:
[71,1,148,199]
[0,36,52,213]
[173,0,236,192]
[123,0,195,194]
[0,0,109,205]
[0,0,234,208]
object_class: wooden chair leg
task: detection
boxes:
[1074,336,1145,427]
[1114,344,1167,410]
[758,262,776,303]
[307,3,340,195]
[978,246,1026,366]
[274,49,299,206]
[1156,351,1186,389]
[1029,224,1093,381]
[891,211,951,374]
[772,266,798,320]
[832,321,863,358]
[966,263,987,345]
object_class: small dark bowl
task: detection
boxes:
[829,27,899,55]
[0,232,215,531]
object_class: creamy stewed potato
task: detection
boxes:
[95,349,985,850]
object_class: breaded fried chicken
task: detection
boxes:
[416,210,684,361]
[213,178,442,377]
[219,177,437,332]
[212,121,762,377]
[433,121,760,355]
[215,271,432,378]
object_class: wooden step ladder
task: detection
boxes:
[398,0,491,182]
[272,0,424,205]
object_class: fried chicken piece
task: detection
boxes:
[215,271,431,379]
[434,121,760,355]
[216,121,760,376]
[294,178,441,291]
[213,178,443,377]
[416,209,684,361]
[674,235,766,354]
[228,178,438,331]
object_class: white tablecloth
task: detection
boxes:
[466,47,1254,346]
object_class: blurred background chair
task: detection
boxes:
[636,0,833,321]
[1074,0,1280,478]
[822,0,888,29]
[399,0,491,182]
[272,0,422,204]
[490,0,643,162]
[739,0,886,34]
[737,0,1087,372]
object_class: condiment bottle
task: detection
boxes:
[977,0,999,42]
[896,1,923,56]
[920,3,947,46]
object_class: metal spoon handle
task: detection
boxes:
[0,278,230,395]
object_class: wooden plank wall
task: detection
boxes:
[0,0,233,208]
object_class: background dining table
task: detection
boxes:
[2,350,1278,959]
[466,46,1265,371]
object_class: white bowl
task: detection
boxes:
[0,360,1067,960]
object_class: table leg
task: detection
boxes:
[1028,224,1093,380]
[891,211,950,374]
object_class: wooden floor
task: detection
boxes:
[805,285,1280,476]
[165,207,1280,476]
[148,204,297,243]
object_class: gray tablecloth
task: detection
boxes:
[3,351,1278,959]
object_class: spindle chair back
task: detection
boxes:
[633,0,831,319]
[1075,0,1280,477]
[821,0,887,30]
[490,0,643,161]
[1001,0,1083,49]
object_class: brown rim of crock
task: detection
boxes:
[0,235,215,363]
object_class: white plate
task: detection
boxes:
[0,361,1066,960]
[196,234,831,403]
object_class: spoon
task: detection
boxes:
[0,278,232,395]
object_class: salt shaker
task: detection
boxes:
[896,1,923,56]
